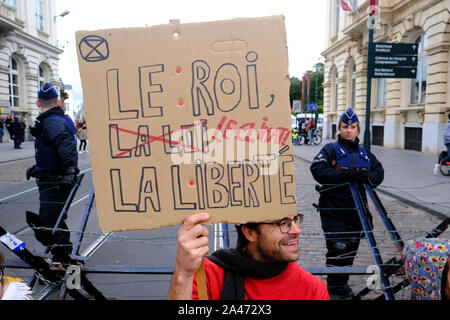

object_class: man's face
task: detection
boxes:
[251,216,301,263]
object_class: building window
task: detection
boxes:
[372,126,384,146]
[410,34,428,104]
[331,68,338,112]
[333,0,340,35]
[8,57,20,108]
[38,65,46,89]
[350,62,356,108]
[35,0,44,31]
[376,78,387,107]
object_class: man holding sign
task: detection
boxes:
[76,16,325,299]
[168,213,329,300]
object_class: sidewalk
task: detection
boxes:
[0,140,35,164]
[293,138,450,219]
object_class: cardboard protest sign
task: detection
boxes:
[76,15,297,232]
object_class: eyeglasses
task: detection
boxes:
[0,266,4,283]
[259,214,303,234]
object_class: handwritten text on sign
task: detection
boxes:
[76,17,296,231]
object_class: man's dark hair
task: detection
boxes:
[235,223,259,249]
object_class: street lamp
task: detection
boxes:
[54,10,70,22]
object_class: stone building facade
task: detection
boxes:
[0,0,62,122]
[323,0,450,153]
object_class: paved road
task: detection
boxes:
[0,139,449,300]
[294,138,450,219]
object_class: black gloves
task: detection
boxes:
[349,169,371,185]
[26,165,36,180]
[59,167,79,189]
[29,120,40,137]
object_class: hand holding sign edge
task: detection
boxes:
[168,212,210,300]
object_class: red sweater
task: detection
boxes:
[193,258,330,300]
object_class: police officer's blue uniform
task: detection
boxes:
[310,108,384,299]
[28,83,78,263]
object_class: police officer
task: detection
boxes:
[27,83,79,264]
[310,108,384,299]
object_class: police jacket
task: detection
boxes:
[33,107,78,175]
[310,135,384,217]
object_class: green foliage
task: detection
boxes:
[310,62,324,106]
[289,62,324,113]
[289,77,302,108]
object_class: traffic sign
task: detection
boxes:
[292,100,302,113]
[369,42,418,55]
[308,103,318,111]
[368,42,419,79]
[369,54,418,67]
[368,67,417,79]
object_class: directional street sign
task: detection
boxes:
[369,67,417,79]
[370,54,418,67]
[369,42,418,55]
[368,42,418,78]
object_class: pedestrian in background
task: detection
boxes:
[310,107,384,300]
[302,117,312,145]
[10,115,22,149]
[77,121,88,153]
[19,118,26,143]
[0,116,4,143]
[434,113,450,174]
[306,117,313,145]
[5,115,12,141]
[26,83,79,264]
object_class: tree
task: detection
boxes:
[290,61,324,113]
[289,77,302,109]
[310,62,324,108]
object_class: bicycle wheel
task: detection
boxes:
[312,134,322,145]
[298,135,305,145]
[440,164,450,176]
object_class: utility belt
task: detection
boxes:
[33,170,63,182]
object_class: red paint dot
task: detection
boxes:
[176,67,181,73]
[178,100,184,106]
[189,180,195,186]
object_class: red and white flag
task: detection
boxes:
[340,0,353,12]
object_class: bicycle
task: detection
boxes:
[298,128,322,145]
